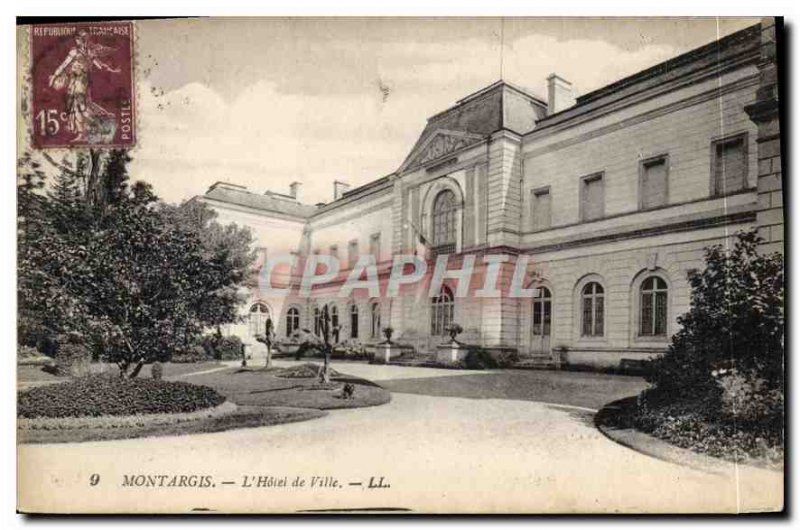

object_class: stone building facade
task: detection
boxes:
[196,22,780,369]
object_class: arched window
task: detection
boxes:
[248,302,270,337]
[329,304,339,331]
[370,302,381,339]
[350,304,359,339]
[329,304,340,342]
[313,307,321,336]
[313,304,339,339]
[431,285,454,336]
[640,276,668,337]
[286,307,300,337]
[581,282,604,337]
[432,189,457,247]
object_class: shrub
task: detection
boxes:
[17,376,225,419]
[335,339,369,360]
[171,345,210,364]
[200,334,244,360]
[55,340,91,377]
[214,335,244,360]
[634,230,784,460]
[646,230,784,401]
[151,361,164,381]
[715,369,784,426]
[462,348,519,370]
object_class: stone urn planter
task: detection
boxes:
[435,323,467,364]
[376,326,404,364]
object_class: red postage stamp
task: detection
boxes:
[29,21,135,149]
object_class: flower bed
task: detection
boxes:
[631,398,783,465]
[18,376,226,419]
[272,363,341,379]
[597,394,783,468]
[19,401,237,430]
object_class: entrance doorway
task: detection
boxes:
[531,287,552,355]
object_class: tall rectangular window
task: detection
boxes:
[530,187,551,231]
[712,134,747,196]
[348,239,358,268]
[255,246,268,266]
[580,173,604,222]
[369,233,381,260]
[640,156,668,209]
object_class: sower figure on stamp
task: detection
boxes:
[48,29,120,142]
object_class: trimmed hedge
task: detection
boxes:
[18,376,226,419]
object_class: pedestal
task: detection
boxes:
[436,341,467,364]
[377,342,404,363]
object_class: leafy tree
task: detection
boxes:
[159,200,256,337]
[17,150,255,376]
[646,230,784,399]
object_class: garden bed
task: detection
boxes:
[18,376,226,419]
[19,405,325,444]
[271,362,341,379]
[596,396,783,470]
[18,363,390,444]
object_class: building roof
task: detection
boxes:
[531,23,761,132]
[202,182,317,219]
[399,81,548,172]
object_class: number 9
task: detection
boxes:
[89,473,100,486]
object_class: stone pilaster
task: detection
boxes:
[486,130,522,248]
[745,17,783,255]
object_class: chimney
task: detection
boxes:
[289,181,301,201]
[546,73,575,115]
[333,180,350,201]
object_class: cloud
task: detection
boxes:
[128,35,678,206]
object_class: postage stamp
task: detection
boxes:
[29,21,135,149]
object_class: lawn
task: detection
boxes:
[377,369,650,411]
[186,365,391,410]
[17,361,225,385]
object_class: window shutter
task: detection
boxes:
[370,233,381,260]
[641,158,667,209]
[715,137,746,195]
[531,189,551,230]
[582,175,604,221]
[348,240,358,268]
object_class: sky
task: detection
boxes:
[124,17,759,205]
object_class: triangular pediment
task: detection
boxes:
[400,129,486,173]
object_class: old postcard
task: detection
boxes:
[16,16,785,514]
